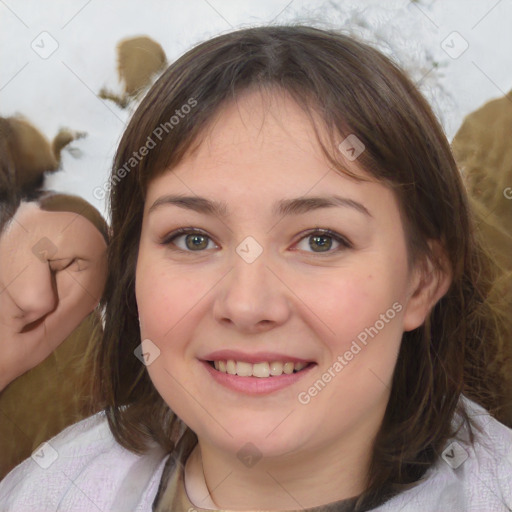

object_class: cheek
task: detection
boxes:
[326,276,404,394]
[295,265,400,351]
[297,273,403,433]
[135,260,202,340]
[136,264,206,420]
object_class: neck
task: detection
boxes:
[185,423,376,510]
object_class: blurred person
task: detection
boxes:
[0,191,108,478]
[0,115,83,198]
[99,35,167,108]
[452,90,512,425]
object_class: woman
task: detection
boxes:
[0,25,510,511]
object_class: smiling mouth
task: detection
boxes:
[207,360,315,378]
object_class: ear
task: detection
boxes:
[402,240,453,332]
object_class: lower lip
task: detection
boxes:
[200,360,316,395]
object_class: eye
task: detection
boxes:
[160,228,218,252]
[294,229,352,254]
[160,227,351,255]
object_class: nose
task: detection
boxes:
[213,252,291,333]
[10,259,57,325]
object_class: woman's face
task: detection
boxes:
[0,202,107,353]
[136,91,435,461]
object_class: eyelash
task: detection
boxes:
[159,227,352,255]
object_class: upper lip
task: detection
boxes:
[201,350,315,365]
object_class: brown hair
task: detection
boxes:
[94,25,511,509]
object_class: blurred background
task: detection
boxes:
[1,0,511,218]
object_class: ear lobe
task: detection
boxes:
[402,240,453,333]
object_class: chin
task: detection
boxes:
[199,419,308,459]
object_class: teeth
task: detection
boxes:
[226,360,237,375]
[211,359,309,377]
[236,361,253,377]
[269,361,283,375]
[283,362,294,374]
[253,362,270,378]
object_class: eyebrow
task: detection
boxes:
[148,194,372,219]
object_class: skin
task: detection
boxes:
[0,202,108,391]
[135,90,451,510]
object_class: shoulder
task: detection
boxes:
[460,396,512,507]
[374,395,512,511]
[0,411,169,511]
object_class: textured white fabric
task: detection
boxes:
[375,397,512,512]
[0,413,168,511]
[0,396,511,511]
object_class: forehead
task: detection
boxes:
[145,90,378,204]
[193,90,334,165]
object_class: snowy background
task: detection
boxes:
[1,0,511,219]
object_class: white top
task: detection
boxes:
[0,396,511,511]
